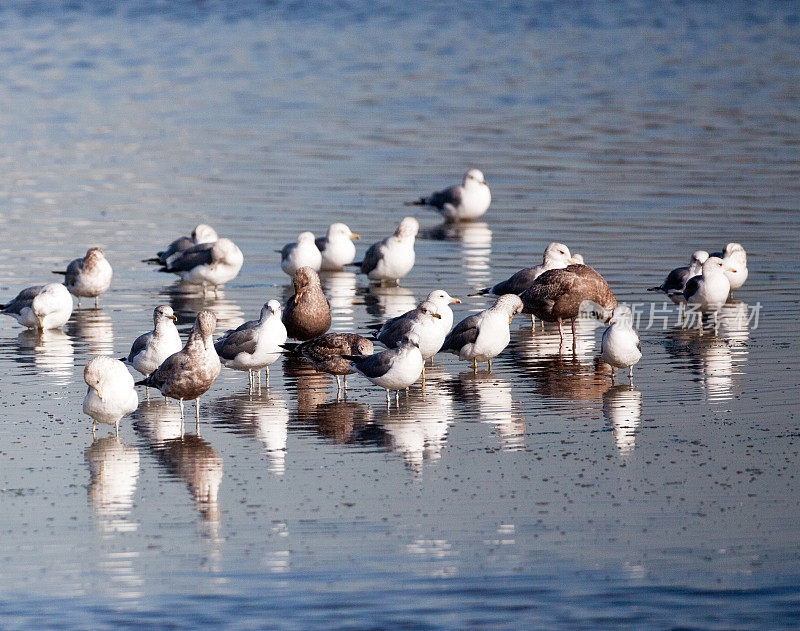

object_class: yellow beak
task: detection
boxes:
[169,314,178,321]
[432,313,441,319]
[450,297,461,304]
[351,233,360,240]
[97,388,104,401]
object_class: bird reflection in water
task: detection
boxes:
[510,315,600,360]
[421,221,493,292]
[211,391,289,475]
[133,399,223,535]
[165,283,244,330]
[664,300,750,403]
[8,328,75,386]
[85,435,140,533]
[370,368,454,475]
[66,307,114,356]
[602,384,642,454]
[362,284,417,321]
[454,371,525,451]
[320,270,357,329]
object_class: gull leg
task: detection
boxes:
[77,298,81,308]
[396,390,400,405]
[571,318,577,355]
[611,368,616,385]
[92,422,96,439]
[530,314,535,330]
[214,286,219,297]
[472,358,477,373]
[164,396,168,404]
[629,366,634,385]
[421,365,426,390]
[386,389,390,406]
[488,358,492,372]
[95,296,99,308]
[336,375,342,399]
[145,385,150,400]
[558,319,564,353]
[266,367,270,387]
[195,398,201,433]
[179,399,184,420]
[343,374,347,391]
[114,420,119,437]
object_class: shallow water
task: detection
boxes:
[1,1,800,628]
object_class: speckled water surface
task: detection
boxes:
[1,1,799,628]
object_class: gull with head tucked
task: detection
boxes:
[409,168,491,222]
[83,356,139,436]
[1,283,73,330]
[280,231,322,278]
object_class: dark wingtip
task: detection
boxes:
[134,379,149,387]
[142,257,161,264]
[347,261,362,267]
[469,288,489,297]
[404,199,425,206]
[647,286,662,292]
[51,270,66,275]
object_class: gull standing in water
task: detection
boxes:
[345,333,424,405]
[441,294,524,372]
[711,242,748,294]
[520,264,617,353]
[316,223,360,271]
[354,217,419,284]
[53,247,112,307]
[374,300,442,377]
[600,305,642,384]
[123,305,182,399]
[680,256,732,329]
[408,169,491,222]
[144,224,219,266]
[136,310,221,423]
[1,283,73,330]
[159,238,244,295]
[648,250,709,305]
[282,267,332,340]
[83,356,140,436]
[280,231,322,278]
[215,300,287,390]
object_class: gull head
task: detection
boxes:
[196,310,217,340]
[154,305,178,324]
[84,356,119,400]
[395,216,419,239]
[211,238,243,266]
[262,299,283,319]
[328,223,359,240]
[495,294,524,317]
[296,231,316,246]
[426,289,461,305]
[463,168,488,187]
[192,224,219,244]
[293,266,322,291]
[418,300,442,320]
[543,242,574,266]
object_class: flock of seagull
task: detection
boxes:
[0,169,749,434]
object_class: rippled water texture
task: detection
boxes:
[1,1,799,628]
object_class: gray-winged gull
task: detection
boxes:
[159,237,244,294]
[1,283,73,330]
[316,223,360,271]
[280,232,322,278]
[345,333,424,404]
[354,217,418,283]
[124,305,182,398]
[83,356,140,436]
[600,304,642,383]
[409,169,491,222]
[52,247,113,307]
[648,250,709,305]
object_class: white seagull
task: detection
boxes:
[355,216,419,283]
[83,356,140,436]
[145,223,219,265]
[473,242,577,297]
[124,305,182,398]
[280,231,322,277]
[648,250,709,305]
[53,247,113,307]
[346,333,424,404]
[316,223,360,271]
[1,283,73,330]
[681,256,732,325]
[441,294,524,372]
[409,168,491,222]
[160,237,244,294]
[711,242,748,294]
[214,300,287,390]
[600,304,642,383]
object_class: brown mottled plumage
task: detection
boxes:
[520,264,617,352]
[282,267,331,340]
[137,310,220,420]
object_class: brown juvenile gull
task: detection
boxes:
[143,224,219,265]
[136,310,221,422]
[283,332,374,396]
[52,247,113,307]
[520,264,617,354]
[282,266,332,340]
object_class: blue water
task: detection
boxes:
[1,1,799,628]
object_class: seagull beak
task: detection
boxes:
[97,388,104,401]
[508,315,513,324]
[209,263,217,271]
[609,318,615,325]
[169,314,178,321]
[481,179,488,186]
[351,233,360,240]
[729,268,737,273]
[450,297,461,304]
[432,313,441,319]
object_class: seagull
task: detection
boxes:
[345,333,424,404]
[520,264,617,353]
[354,216,418,283]
[472,242,577,297]
[282,266,331,340]
[144,224,219,265]
[710,242,748,294]
[374,300,443,364]
[1,283,73,330]
[408,169,491,222]
[215,300,287,390]
[159,237,244,294]
[83,356,140,436]
[52,247,113,307]
[441,294,524,372]
[680,256,731,326]
[283,332,373,396]
[280,231,322,277]
[316,223,360,271]
[136,310,221,422]
[648,250,709,305]
[123,305,182,398]
[600,304,642,383]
